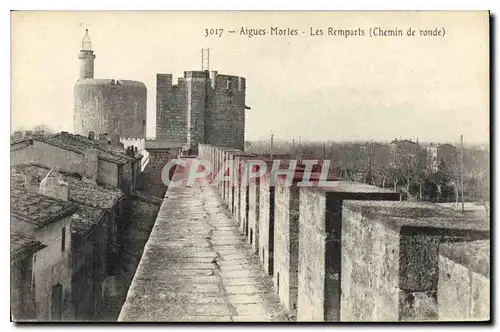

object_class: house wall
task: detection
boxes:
[11,255,37,321]
[11,141,120,189]
[31,216,73,320]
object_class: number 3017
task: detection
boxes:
[205,29,224,37]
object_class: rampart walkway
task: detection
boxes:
[118,158,289,322]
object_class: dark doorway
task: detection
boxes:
[51,283,63,320]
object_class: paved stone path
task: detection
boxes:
[118,159,289,322]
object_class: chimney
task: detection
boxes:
[39,167,70,201]
[109,133,120,146]
[125,146,134,157]
[88,131,95,140]
[82,148,98,185]
[24,173,33,188]
[98,133,108,149]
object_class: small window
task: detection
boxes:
[226,80,230,89]
[61,227,66,252]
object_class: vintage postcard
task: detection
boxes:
[10,11,490,322]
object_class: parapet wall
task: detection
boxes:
[197,143,491,322]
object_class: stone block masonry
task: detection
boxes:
[340,201,489,322]
[74,79,147,138]
[123,143,491,322]
[438,240,490,321]
[237,158,251,236]
[205,75,246,151]
[258,173,275,277]
[297,184,400,322]
[156,72,247,152]
[141,145,181,198]
[225,150,248,215]
[231,154,257,228]
[248,177,260,253]
[274,178,300,319]
[119,158,289,322]
[221,149,242,207]
[155,74,172,140]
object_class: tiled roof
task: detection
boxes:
[12,164,125,210]
[10,186,77,227]
[11,167,114,237]
[11,132,136,165]
[70,203,107,236]
[11,229,46,261]
[65,132,136,158]
[66,177,125,209]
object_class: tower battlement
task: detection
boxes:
[155,69,248,152]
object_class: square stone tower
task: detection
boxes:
[155,70,247,152]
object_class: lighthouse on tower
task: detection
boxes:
[78,29,96,79]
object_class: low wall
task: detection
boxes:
[340,201,489,322]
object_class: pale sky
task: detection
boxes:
[11,11,489,143]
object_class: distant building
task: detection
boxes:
[389,138,421,168]
[437,143,457,168]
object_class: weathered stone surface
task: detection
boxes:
[297,185,400,322]
[156,72,246,151]
[74,79,147,138]
[274,179,300,318]
[119,158,288,322]
[258,174,275,276]
[438,240,490,321]
[248,178,260,252]
[340,201,489,322]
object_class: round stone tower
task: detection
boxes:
[73,30,147,138]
